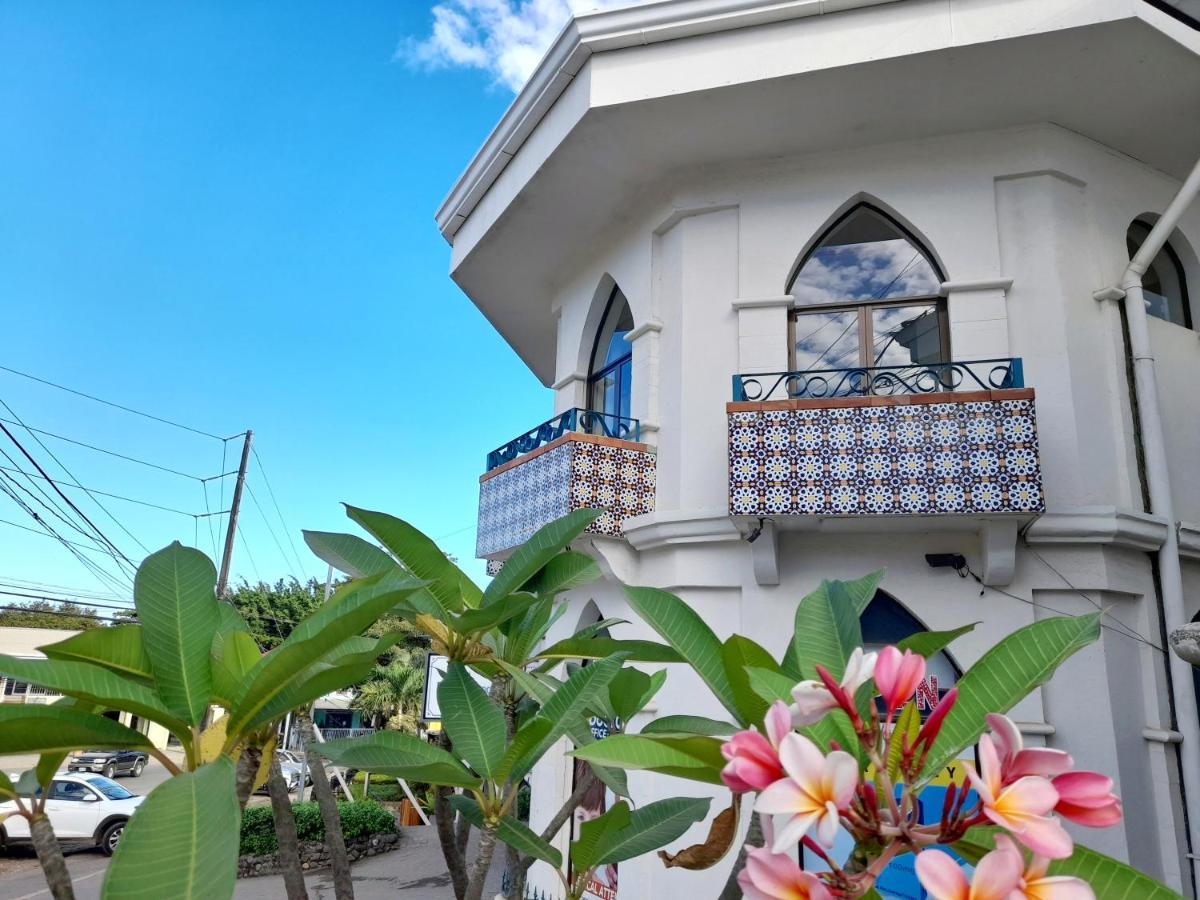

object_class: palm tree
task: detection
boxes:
[353,659,424,734]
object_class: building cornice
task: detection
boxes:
[732,295,795,309]
[623,509,742,552]
[435,0,904,242]
[1023,506,1169,552]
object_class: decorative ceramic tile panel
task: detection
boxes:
[477,435,656,559]
[728,391,1044,517]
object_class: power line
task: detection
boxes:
[0,465,226,519]
[0,399,148,559]
[0,416,227,481]
[0,576,129,602]
[0,364,228,441]
[251,447,306,575]
[0,517,140,561]
[0,604,123,624]
[244,481,301,583]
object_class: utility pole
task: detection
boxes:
[216,430,253,597]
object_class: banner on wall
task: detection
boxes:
[575,716,619,900]
[421,653,491,721]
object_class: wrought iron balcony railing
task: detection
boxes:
[485,408,641,471]
[732,358,1024,402]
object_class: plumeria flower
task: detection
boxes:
[967,732,1073,859]
[790,647,877,726]
[1051,771,1122,828]
[721,701,791,793]
[755,732,858,851]
[987,714,1073,783]
[737,845,833,900]
[875,645,925,712]
[994,834,1097,900]
[915,845,1022,900]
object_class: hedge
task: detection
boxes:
[240,801,398,857]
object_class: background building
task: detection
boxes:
[440,1,1200,896]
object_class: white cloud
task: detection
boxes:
[404,0,647,92]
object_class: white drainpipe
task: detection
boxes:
[1100,155,1200,892]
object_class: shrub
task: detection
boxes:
[238,801,397,856]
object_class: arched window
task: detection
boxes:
[588,287,633,422]
[788,204,947,374]
[1127,220,1192,328]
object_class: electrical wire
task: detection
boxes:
[0,364,227,441]
[0,604,124,624]
[0,465,225,518]
[250,447,306,575]
[0,400,148,559]
[0,517,138,560]
[244,482,301,583]
[959,564,1165,653]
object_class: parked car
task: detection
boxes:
[0,773,144,856]
[68,749,148,779]
[255,750,311,794]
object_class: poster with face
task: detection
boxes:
[574,716,619,900]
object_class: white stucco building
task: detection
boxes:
[439,1,1200,896]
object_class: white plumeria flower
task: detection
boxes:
[789,647,877,726]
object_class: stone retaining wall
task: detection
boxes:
[237,833,400,878]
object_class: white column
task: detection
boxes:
[732,295,793,374]
[625,318,663,446]
[940,278,1013,364]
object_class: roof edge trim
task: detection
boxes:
[433,0,904,243]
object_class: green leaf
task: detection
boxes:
[572,801,632,870]
[302,530,397,578]
[0,771,14,799]
[897,623,978,659]
[640,716,738,738]
[624,586,740,720]
[721,635,779,727]
[747,666,796,705]
[496,717,553,784]
[523,550,601,597]
[450,796,562,868]
[346,505,481,610]
[504,656,626,784]
[319,731,481,789]
[591,797,712,866]
[135,543,221,725]
[439,663,507,779]
[498,598,563,665]
[0,654,187,734]
[226,569,423,735]
[534,637,684,665]
[608,668,652,724]
[39,625,153,681]
[0,704,150,754]
[924,613,1102,777]
[209,631,261,708]
[571,734,725,785]
[952,827,1182,900]
[482,510,603,605]
[102,758,239,900]
[886,701,921,784]
[782,578,866,683]
[452,593,540,636]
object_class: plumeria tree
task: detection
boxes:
[574,573,1178,899]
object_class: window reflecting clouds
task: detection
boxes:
[789,205,947,374]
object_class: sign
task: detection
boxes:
[421,653,491,721]
[576,717,619,900]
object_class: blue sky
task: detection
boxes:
[0,1,580,602]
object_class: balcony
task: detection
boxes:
[477,409,656,563]
[728,359,1045,518]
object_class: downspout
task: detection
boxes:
[1098,155,1200,893]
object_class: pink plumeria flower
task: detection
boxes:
[994,834,1097,900]
[916,845,1022,900]
[1052,771,1122,828]
[790,647,877,726]
[754,732,858,851]
[987,714,1074,783]
[967,733,1073,859]
[875,645,926,712]
[720,701,791,793]
[736,845,833,900]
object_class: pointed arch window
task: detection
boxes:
[588,287,633,423]
[787,204,948,374]
[1127,219,1192,328]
